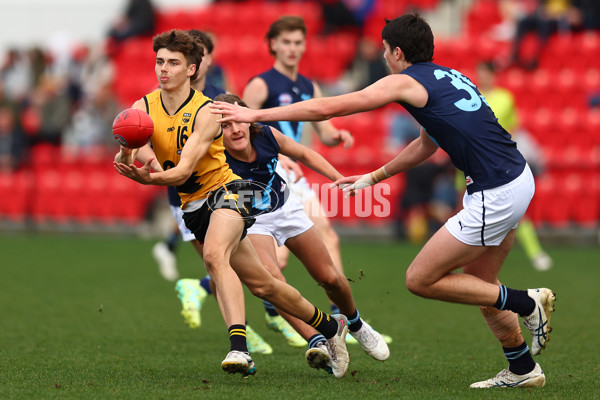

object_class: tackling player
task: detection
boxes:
[242,15,391,347]
[211,14,556,388]
[113,29,350,378]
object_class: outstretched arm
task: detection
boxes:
[272,128,343,182]
[114,106,220,186]
[211,74,423,123]
[310,82,354,148]
[333,127,438,192]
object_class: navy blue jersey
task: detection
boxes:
[167,85,226,207]
[400,62,526,194]
[203,83,226,100]
[257,68,314,143]
[167,185,181,207]
[225,124,288,214]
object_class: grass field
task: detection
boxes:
[1,233,599,399]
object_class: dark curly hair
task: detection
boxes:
[152,29,204,81]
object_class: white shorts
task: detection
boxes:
[170,205,196,242]
[276,163,316,203]
[247,194,314,247]
[445,164,535,246]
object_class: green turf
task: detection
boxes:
[0,233,598,399]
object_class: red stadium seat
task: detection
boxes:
[576,31,600,70]
[535,172,570,227]
[30,168,68,224]
[0,170,32,222]
[30,144,60,169]
[464,0,502,37]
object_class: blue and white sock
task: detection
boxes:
[308,334,327,348]
[503,342,535,375]
[347,309,363,332]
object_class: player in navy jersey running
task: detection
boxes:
[216,93,389,372]
[212,14,556,388]
[242,15,391,347]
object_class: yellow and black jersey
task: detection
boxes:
[144,88,240,207]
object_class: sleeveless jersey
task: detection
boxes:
[257,68,314,143]
[167,84,227,207]
[225,125,288,214]
[400,62,526,194]
[144,88,239,207]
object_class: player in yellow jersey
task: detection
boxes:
[113,29,350,378]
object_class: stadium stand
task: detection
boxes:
[0,0,597,234]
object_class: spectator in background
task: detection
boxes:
[0,79,25,171]
[0,48,31,102]
[327,35,388,95]
[570,0,600,31]
[476,61,553,271]
[321,0,362,34]
[63,80,119,151]
[509,0,573,70]
[28,47,48,90]
[108,0,155,43]
[29,75,72,146]
[0,105,24,172]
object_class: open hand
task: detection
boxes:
[113,158,154,184]
[210,101,259,123]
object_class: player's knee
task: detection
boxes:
[316,269,342,290]
[405,269,428,297]
[202,250,225,275]
[248,278,277,300]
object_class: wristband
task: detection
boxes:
[371,166,392,183]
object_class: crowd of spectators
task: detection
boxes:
[0,41,120,173]
[490,0,600,70]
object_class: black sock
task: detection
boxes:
[503,342,535,375]
[307,307,338,339]
[347,309,362,332]
[228,324,248,353]
[494,285,535,317]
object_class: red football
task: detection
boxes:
[112,108,154,149]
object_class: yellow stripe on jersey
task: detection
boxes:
[144,89,240,207]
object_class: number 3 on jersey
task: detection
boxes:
[434,69,488,112]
